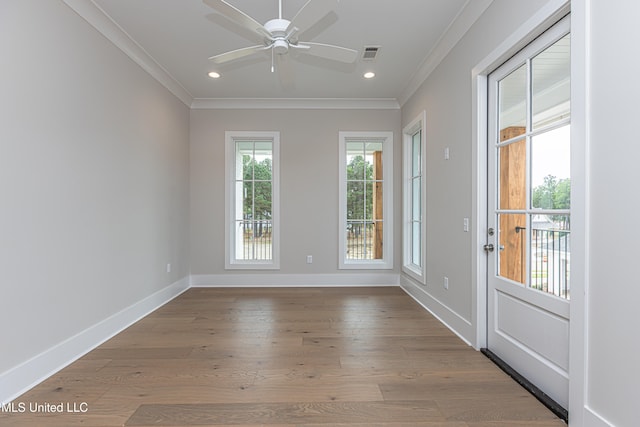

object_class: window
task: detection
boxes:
[225,132,280,269]
[403,112,426,281]
[338,131,393,269]
[490,28,571,298]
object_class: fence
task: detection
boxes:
[237,220,272,260]
[531,227,570,299]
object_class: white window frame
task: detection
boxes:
[225,131,280,270]
[402,112,427,282]
[338,131,393,269]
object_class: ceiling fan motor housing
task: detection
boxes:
[272,39,288,54]
[265,18,293,54]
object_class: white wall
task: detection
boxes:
[401,0,640,424]
[190,108,401,283]
[0,0,190,399]
[400,0,552,343]
[582,1,640,425]
[4,0,638,423]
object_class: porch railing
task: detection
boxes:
[238,220,272,260]
[531,227,570,299]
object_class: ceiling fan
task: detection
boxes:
[203,0,359,72]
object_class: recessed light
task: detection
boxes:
[208,71,221,79]
[363,72,376,79]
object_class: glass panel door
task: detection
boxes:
[486,15,571,410]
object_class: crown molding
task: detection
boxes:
[62,0,489,111]
[398,0,494,107]
[191,97,401,110]
[62,0,193,107]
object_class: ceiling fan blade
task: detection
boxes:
[203,0,272,40]
[209,45,269,64]
[286,0,338,35]
[296,42,358,63]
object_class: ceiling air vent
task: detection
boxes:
[361,46,380,61]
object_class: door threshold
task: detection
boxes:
[481,348,568,423]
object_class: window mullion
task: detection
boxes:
[251,142,256,260]
[226,132,279,269]
[401,116,424,279]
[339,132,393,269]
[363,146,368,258]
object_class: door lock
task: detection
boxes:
[483,244,495,253]
[488,227,495,236]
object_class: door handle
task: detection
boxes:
[483,244,495,253]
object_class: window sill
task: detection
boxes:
[402,265,425,284]
[339,260,393,270]
[225,262,280,270]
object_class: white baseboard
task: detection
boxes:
[190,273,400,287]
[0,276,189,405]
[400,275,474,346]
[583,406,613,427]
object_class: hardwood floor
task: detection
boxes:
[1,287,566,426]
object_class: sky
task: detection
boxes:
[531,124,570,188]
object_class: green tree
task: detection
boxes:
[242,156,272,236]
[532,174,570,229]
[532,175,557,209]
[554,178,570,210]
[346,155,373,222]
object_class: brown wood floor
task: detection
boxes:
[1,287,566,426]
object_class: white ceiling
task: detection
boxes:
[81,0,485,105]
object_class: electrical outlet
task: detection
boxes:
[306,255,313,264]
[463,218,469,232]
[443,276,449,290]
[166,263,171,273]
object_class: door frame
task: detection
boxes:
[472,0,571,349]
[470,0,592,426]
[486,16,572,410]
[471,0,589,423]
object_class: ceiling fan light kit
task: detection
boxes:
[203,0,359,74]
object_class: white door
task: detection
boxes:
[486,16,571,409]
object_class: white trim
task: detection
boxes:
[0,276,189,406]
[569,2,589,425]
[225,131,281,270]
[583,406,614,427]
[62,0,193,107]
[190,273,400,288]
[471,71,489,350]
[61,0,489,110]
[471,0,571,77]
[400,276,474,347]
[398,0,494,106]
[192,98,401,110]
[402,111,427,283]
[338,131,394,270]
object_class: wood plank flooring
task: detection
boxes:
[0,287,566,426]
